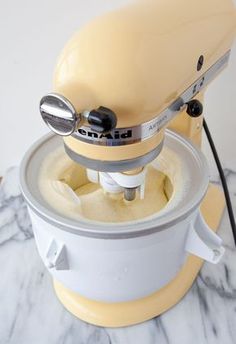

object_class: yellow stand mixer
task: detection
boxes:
[20,0,236,327]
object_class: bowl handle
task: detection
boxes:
[185,213,225,264]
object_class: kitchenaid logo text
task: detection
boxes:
[76,128,133,140]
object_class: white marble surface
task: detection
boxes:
[0,161,236,344]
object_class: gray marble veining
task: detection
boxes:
[0,166,236,344]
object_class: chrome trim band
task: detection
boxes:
[64,140,164,172]
[72,51,230,147]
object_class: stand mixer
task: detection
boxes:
[20,0,236,327]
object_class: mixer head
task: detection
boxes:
[39,0,236,201]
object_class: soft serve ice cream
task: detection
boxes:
[37,145,185,224]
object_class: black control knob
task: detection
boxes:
[186,99,203,118]
[88,106,117,133]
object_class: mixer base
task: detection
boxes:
[53,183,225,327]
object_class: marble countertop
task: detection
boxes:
[1,162,236,344]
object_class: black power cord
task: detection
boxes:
[203,118,236,246]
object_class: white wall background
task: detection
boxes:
[0,0,236,176]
